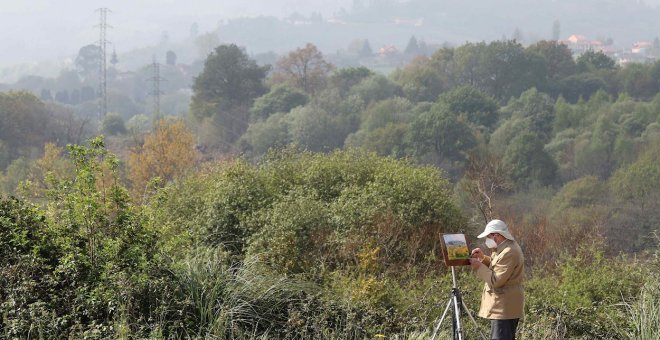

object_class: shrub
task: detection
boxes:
[102,112,127,135]
[1,138,175,338]
[523,244,650,339]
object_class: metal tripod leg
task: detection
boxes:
[462,299,488,340]
[430,267,488,340]
[431,298,453,340]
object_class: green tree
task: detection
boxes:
[609,148,660,213]
[503,131,557,186]
[250,84,308,120]
[191,44,269,115]
[449,40,546,101]
[489,117,534,157]
[501,88,556,143]
[575,114,618,178]
[346,97,413,157]
[190,44,269,145]
[553,95,578,133]
[608,145,660,251]
[438,85,499,129]
[0,158,30,194]
[240,112,291,155]
[360,97,413,132]
[101,112,127,136]
[484,40,546,101]
[74,44,100,80]
[619,62,659,99]
[349,74,402,104]
[288,106,345,152]
[0,91,50,156]
[527,40,576,80]
[551,176,608,212]
[329,66,374,97]
[166,50,177,66]
[409,104,477,167]
[126,114,150,136]
[559,73,609,103]
[0,138,167,338]
[576,50,617,72]
[526,40,576,95]
[359,123,409,157]
[404,36,420,55]
[0,141,9,170]
[392,56,446,103]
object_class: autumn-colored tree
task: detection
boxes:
[271,43,334,96]
[128,119,198,199]
[18,143,73,200]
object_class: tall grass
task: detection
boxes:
[622,234,660,340]
[173,249,316,338]
[623,279,660,340]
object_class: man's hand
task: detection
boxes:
[471,247,484,261]
[469,258,481,269]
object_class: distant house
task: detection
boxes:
[618,41,659,64]
[631,41,652,54]
[564,34,606,55]
[378,45,399,57]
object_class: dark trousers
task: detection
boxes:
[490,319,519,340]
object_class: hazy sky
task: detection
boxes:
[0,0,352,67]
[2,0,660,71]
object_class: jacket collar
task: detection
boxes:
[495,238,511,253]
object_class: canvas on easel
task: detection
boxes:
[439,233,471,266]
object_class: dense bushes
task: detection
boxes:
[0,139,172,338]
[522,244,655,339]
[150,149,465,272]
[1,140,658,338]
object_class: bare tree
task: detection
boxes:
[460,152,512,223]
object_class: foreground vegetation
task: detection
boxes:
[1,145,657,339]
[1,38,659,338]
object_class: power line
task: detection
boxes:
[148,57,166,124]
[96,8,111,129]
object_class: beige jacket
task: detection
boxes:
[475,239,524,320]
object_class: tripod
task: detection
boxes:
[431,267,487,340]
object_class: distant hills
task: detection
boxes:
[214,0,660,54]
[2,0,659,83]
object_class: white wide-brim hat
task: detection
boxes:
[477,219,515,240]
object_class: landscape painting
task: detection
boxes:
[440,233,471,266]
[443,234,470,260]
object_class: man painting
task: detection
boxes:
[469,219,524,340]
